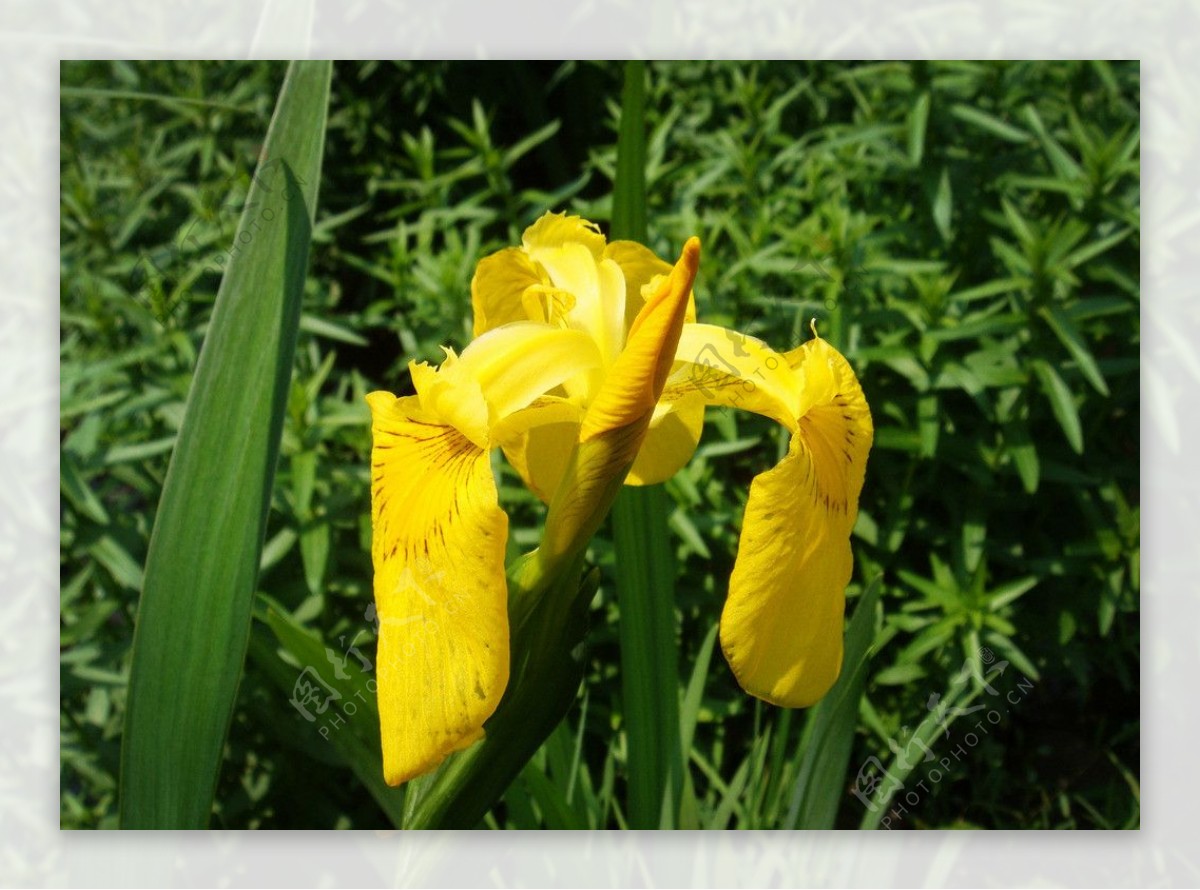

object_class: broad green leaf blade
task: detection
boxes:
[786,575,882,829]
[609,59,684,831]
[251,599,406,827]
[119,61,332,829]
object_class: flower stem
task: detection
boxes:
[610,59,684,829]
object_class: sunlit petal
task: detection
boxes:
[470,247,545,338]
[718,336,872,707]
[367,391,511,785]
[626,398,704,486]
[604,240,697,331]
[456,322,601,426]
[658,324,803,430]
[580,237,701,441]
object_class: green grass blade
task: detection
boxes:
[785,575,883,829]
[118,61,332,829]
[251,599,406,827]
[609,60,684,830]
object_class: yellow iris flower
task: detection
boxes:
[367,213,872,786]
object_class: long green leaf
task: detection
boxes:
[119,61,332,829]
[609,60,684,830]
[785,575,882,829]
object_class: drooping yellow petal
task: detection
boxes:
[718,336,873,707]
[580,237,701,441]
[659,324,803,430]
[367,391,510,785]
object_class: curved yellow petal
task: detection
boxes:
[501,419,583,504]
[367,391,510,785]
[660,324,803,430]
[522,211,607,259]
[456,321,601,426]
[718,336,872,708]
[492,395,585,503]
[471,247,545,338]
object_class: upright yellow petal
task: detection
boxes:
[367,391,510,785]
[718,336,873,707]
[522,211,607,258]
[470,247,548,337]
[604,240,697,331]
[580,237,701,441]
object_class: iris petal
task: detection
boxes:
[470,247,544,338]
[659,324,803,430]
[718,336,873,707]
[367,391,511,785]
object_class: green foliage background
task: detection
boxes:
[60,60,1139,829]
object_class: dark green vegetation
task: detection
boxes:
[61,61,1139,829]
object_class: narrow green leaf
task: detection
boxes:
[1031,359,1084,453]
[858,663,1001,829]
[250,600,406,827]
[1002,414,1040,493]
[119,61,332,829]
[1063,228,1131,271]
[917,393,939,457]
[932,167,953,241]
[950,103,1031,143]
[786,575,883,829]
[299,313,369,346]
[907,91,930,166]
[608,60,683,831]
[1038,304,1110,396]
[61,452,110,524]
[985,575,1038,610]
[1022,104,1083,180]
[679,622,719,761]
